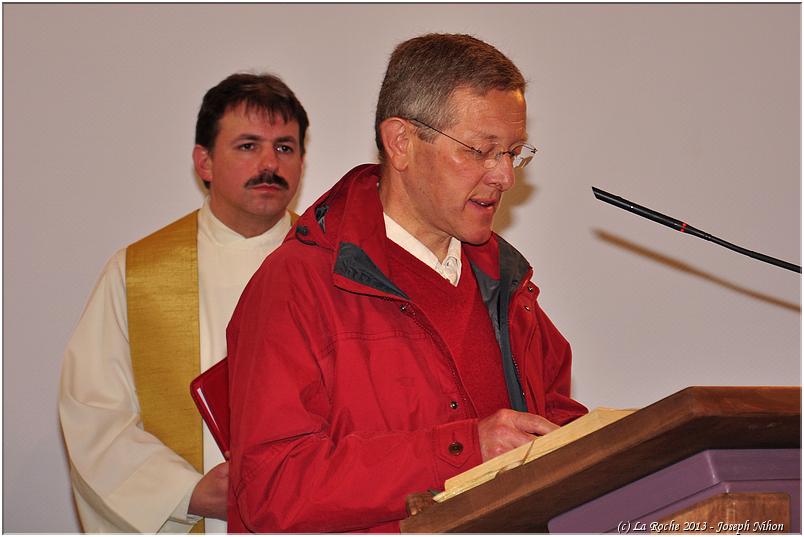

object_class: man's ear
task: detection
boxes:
[192,145,213,183]
[379,118,412,172]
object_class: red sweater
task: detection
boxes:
[386,239,510,419]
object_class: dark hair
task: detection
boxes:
[374,33,525,158]
[195,73,309,185]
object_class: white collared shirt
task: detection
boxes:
[384,213,462,286]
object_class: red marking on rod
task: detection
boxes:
[680,222,688,233]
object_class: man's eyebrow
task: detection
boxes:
[233,133,265,143]
[234,132,299,144]
[232,133,299,145]
[273,135,299,145]
[469,130,529,145]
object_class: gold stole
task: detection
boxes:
[126,210,205,533]
[126,210,299,533]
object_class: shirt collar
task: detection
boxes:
[383,213,462,286]
[199,197,291,249]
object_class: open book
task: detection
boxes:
[434,407,636,502]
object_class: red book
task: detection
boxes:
[189,357,230,456]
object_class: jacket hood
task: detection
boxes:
[292,164,407,299]
[292,164,383,253]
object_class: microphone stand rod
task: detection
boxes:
[592,187,801,274]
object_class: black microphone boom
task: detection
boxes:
[592,187,801,274]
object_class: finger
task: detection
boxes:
[405,492,436,516]
[510,429,538,448]
[496,426,537,451]
[483,429,536,460]
[513,412,559,436]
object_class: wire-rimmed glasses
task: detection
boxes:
[406,118,537,170]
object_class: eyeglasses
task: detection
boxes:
[407,118,537,170]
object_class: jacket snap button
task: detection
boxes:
[448,441,463,456]
[400,304,407,312]
[524,305,531,311]
[449,401,459,410]
[527,285,534,292]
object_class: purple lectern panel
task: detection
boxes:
[548,449,800,533]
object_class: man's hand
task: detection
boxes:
[477,409,558,461]
[189,461,229,521]
[405,491,437,516]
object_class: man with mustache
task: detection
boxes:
[226,34,587,532]
[59,72,307,533]
[244,170,290,189]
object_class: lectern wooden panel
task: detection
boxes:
[548,448,799,532]
[659,492,790,534]
[400,386,800,533]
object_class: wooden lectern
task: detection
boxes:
[400,386,800,533]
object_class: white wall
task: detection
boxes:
[4,4,799,532]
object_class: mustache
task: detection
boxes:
[244,170,289,189]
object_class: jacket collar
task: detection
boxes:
[293,163,531,298]
[293,164,403,298]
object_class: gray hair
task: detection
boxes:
[374,33,526,158]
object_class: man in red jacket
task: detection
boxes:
[226,33,587,532]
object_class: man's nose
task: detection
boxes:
[259,148,280,171]
[487,155,516,192]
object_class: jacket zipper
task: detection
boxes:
[508,275,532,407]
[397,300,472,413]
[511,353,525,404]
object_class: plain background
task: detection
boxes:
[3,4,800,532]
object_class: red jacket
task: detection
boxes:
[227,164,587,532]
